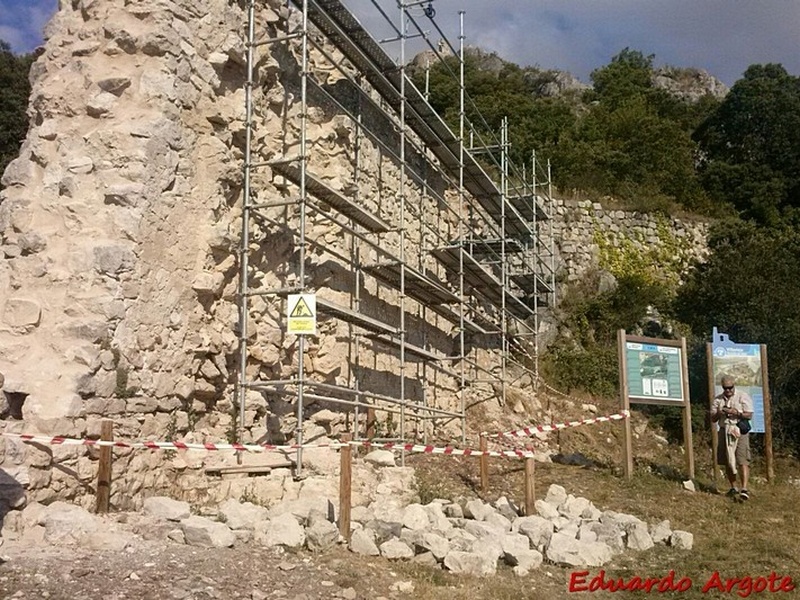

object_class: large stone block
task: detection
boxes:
[2,298,41,328]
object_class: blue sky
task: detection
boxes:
[345,0,800,87]
[0,0,57,54]
[2,0,799,87]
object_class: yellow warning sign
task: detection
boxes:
[290,297,314,318]
[287,293,316,335]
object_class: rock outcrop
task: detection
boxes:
[653,66,729,102]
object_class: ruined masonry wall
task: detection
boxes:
[0,0,471,509]
[0,0,278,507]
[0,0,709,509]
[550,199,708,283]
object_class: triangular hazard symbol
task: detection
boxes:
[290,297,314,318]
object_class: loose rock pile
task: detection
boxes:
[346,483,692,577]
[1,479,692,578]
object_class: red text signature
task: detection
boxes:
[568,570,795,597]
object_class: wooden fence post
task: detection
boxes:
[95,419,113,514]
[339,435,352,542]
[524,456,535,516]
[366,407,376,439]
[479,435,488,493]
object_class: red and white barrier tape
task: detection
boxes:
[1,432,535,459]
[482,409,630,439]
[486,433,540,453]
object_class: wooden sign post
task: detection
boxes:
[761,345,774,482]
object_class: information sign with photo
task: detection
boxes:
[710,328,767,433]
[624,340,685,403]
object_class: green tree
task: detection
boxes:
[693,64,800,225]
[587,48,654,110]
[674,221,800,450]
[0,40,33,185]
[555,49,710,211]
[414,46,721,213]
[413,52,579,172]
[543,272,672,396]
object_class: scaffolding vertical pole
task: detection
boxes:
[501,117,508,407]
[548,159,556,308]
[352,95,363,439]
[458,10,466,444]
[295,0,310,477]
[399,2,408,462]
[424,59,430,101]
[419,166,428,442]
[237,0,257,447]
[532,149,540,383]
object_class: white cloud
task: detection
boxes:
[0,24,26,52]
[2,0,798,84]
[343,0,800,86]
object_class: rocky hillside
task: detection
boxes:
[652,66,729,102]
[412,46,728,101]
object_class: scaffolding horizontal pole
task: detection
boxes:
[293,0,529,236]
[249,199,299,210]
[367,333,443,362]
[242,287,302,297]
[317,297,399,336]
[256,31,304,45]
[271,159,391,232]
[303,69,467,228]
[251,378,463,419]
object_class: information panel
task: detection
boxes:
[625,340,685,403]
[711,328,766,434]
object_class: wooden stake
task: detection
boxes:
[339,434,352,542]
[95,419,113,514]
[479,435,488,493]
[524,457,535,516]
[366,407,376,439]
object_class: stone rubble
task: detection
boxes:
[1,474,693,579]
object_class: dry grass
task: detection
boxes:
[323,430,800,600]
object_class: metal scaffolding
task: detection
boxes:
[237,0,556,473]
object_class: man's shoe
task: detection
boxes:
[739,489,749,500]
[726,487,738,497]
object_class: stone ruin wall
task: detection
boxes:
[550,199,708,284]
[0,0,709,509]
[539,199,709,343]
[0,0,493,509]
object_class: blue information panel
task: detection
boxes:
[711,328,765,434]
[625,340,685,403]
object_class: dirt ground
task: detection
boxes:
[0,528,382,600]
[1,400,796,600]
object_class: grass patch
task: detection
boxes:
[323,445,800,600]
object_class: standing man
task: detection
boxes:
[711,375,754,500]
